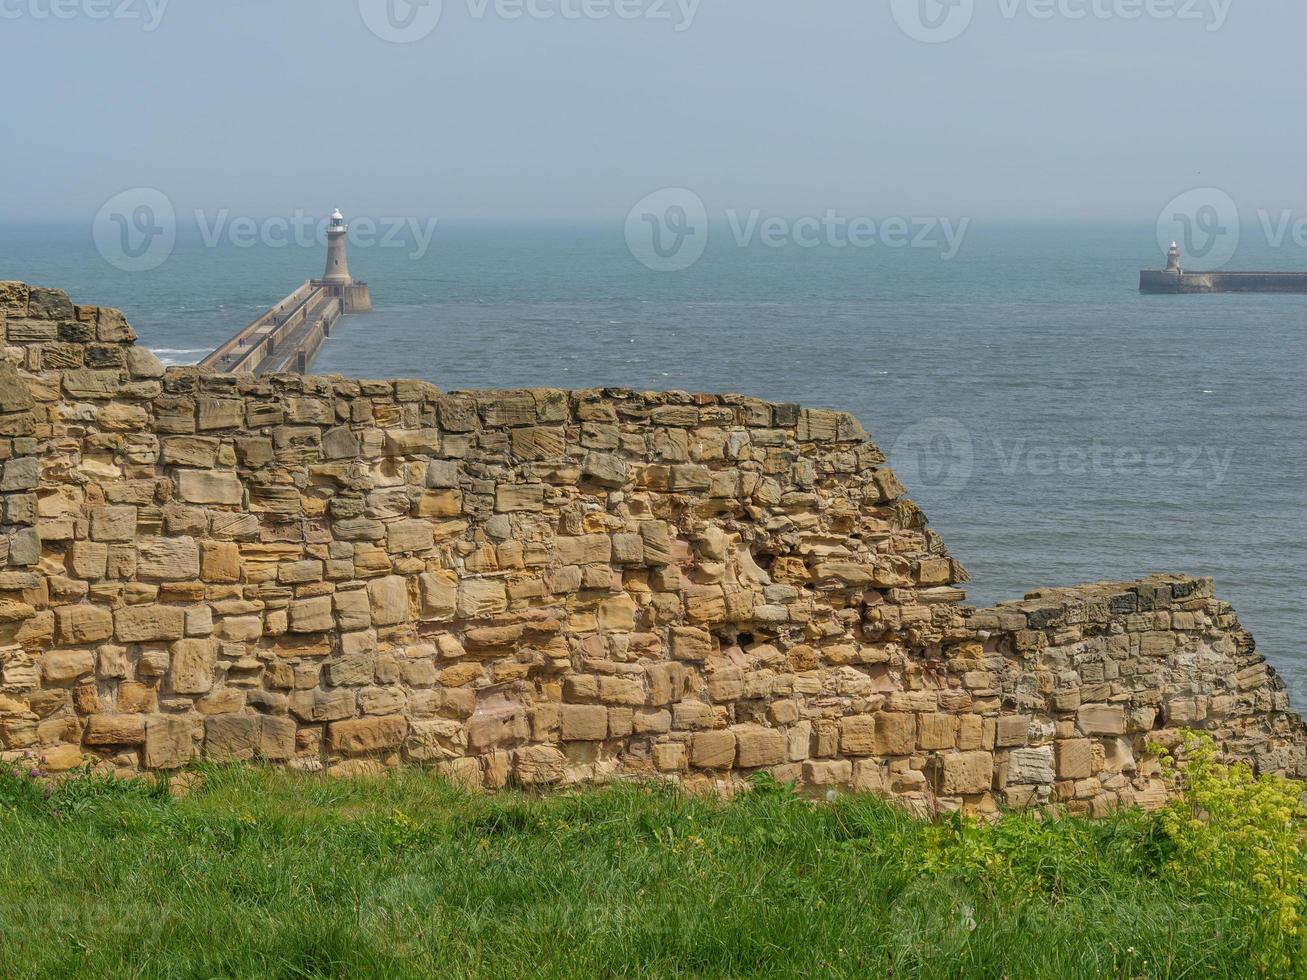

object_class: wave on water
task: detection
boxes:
[151,347,210,366]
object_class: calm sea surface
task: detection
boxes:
[2,220,1304,691]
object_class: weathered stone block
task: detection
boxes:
[170,638,216,695]
[84,714,146,746]
[368,576,410,627]
[115,605,186,643]
[386,520,434,555]
[561,704,609,741]
[41,650,96,685]
[691,730,736,769]
[199,541,241,583]
[1077,703,1126,736]
[137,537,201,581]
[457,578,507,619]
[175,470,243,506]
[734,724,786,768]
[289,596,335,634]
[939,750,994,795]
[90,505,137,542]
[1056,738,1094,779]
[1007,747,1056,785]
[328,715,408,754]
[495,484,545,513]
[514,744,566,785]
[55,605,113,645]
[143,715,194,770]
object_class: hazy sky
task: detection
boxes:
[2,0,1304,223]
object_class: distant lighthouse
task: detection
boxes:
[323,208,353,284]
[1165,241,1182,273]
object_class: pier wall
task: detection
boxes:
[1141,270,1307,293]
[2,282,1304,814]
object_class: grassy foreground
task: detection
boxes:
[0,752,1300,978]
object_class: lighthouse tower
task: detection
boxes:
[323,208,353,284]
[1165,241,1182,273]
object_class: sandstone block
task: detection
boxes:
[734,724,786,768]
[42,650,96,685]
[561,704,609,741]
[457,578,507,619]
[582,453,629,488]
[204,715,261,762]
[939,750,994,795]
[670,627,713,661]
[404,718,468,762]
[653,742,687,772]
[170,638,216,695]
[90,505,136,542]
[1077,704,1126,736]
[368,576,410,626]
[387,520,434,554]
[138,537,200,581]
[328,715,408,754]
[417,490,463,518]
[918,713,958,751]
[40,744,88,773]
[514,745,567,785]
[995,715,1031,748]
[175,470,243,506]
[334,590,372,632]
[553,534,611,566]
[691,730,736,769]
[876,712,917,756]
[144,715,193,769]
[803,759,854,787]
[0,361,33,413]
[1056,738,1094,779]
[419,571,457,621]
[495,485,545,512]
[55,604,114,645]
[200,541,242,583]
[1007,747,1056,785]
[115,605,186,643]
[84,714,146,746]
[290,596,335,634]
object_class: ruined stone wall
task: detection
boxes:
[1,281,1303,815]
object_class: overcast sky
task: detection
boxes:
[2,0,1303,223]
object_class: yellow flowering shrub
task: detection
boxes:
[1156,731,1307,973]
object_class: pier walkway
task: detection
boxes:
[197,281,357,375]
[197,209,373,375]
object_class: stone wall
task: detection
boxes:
[1,281,1304,815]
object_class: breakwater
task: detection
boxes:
[1,280,1303,815]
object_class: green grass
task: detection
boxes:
[0,764,1289,978]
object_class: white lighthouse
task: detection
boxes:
[323,208,353,284]
[1165,241,1182,273]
